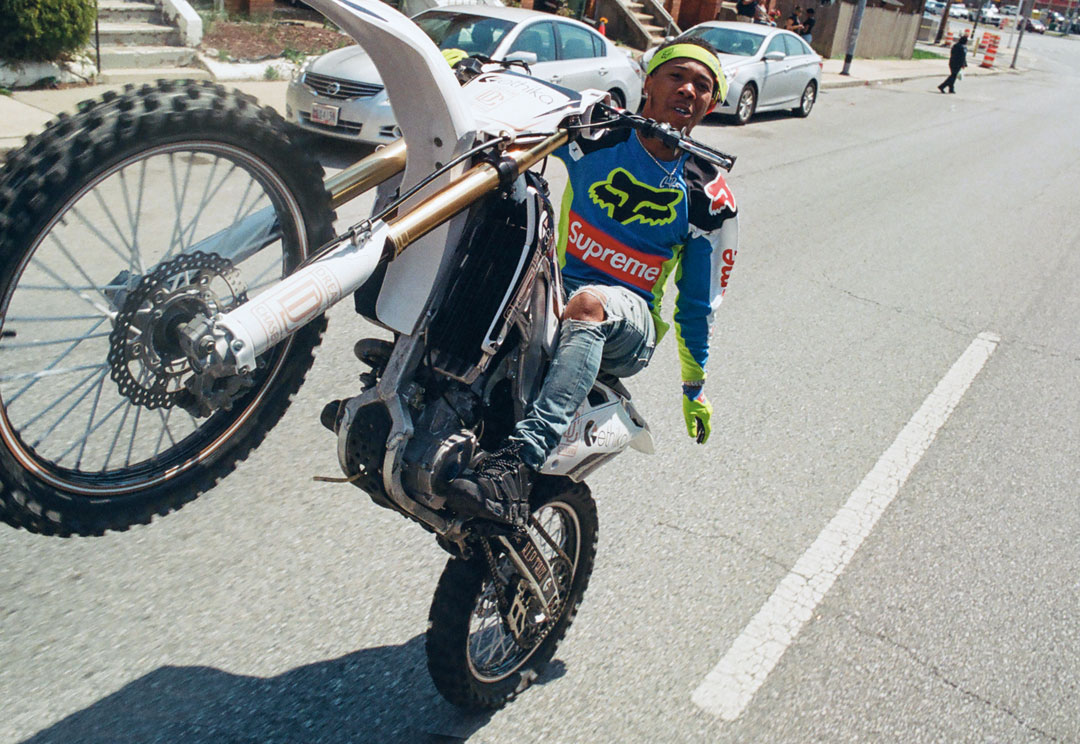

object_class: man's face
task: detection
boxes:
[641,58,716,133]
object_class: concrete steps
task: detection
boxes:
[98,21,182,47]
[93,0,203,75]
[624,1,670,47]
[97,66,213,84]
[99,45,198,69]
[97,0,160,23]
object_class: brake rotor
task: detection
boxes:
[107,251,246,409]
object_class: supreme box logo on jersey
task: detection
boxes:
[565,212,666,291]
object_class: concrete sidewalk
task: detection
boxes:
[0,49,1025,158]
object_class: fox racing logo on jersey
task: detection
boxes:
[588,168,683,227]
[704,172,736,217]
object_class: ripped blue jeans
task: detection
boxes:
[509,284,656,468]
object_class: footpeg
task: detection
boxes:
[320,399,345,433]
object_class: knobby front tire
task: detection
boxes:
[0,80,334,536]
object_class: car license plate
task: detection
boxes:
[310,103,339,127]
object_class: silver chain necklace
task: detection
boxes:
[640,137,684,188]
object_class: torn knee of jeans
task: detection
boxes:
[562,318,604,332]
[565,288,608,322]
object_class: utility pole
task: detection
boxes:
[1011,0,1033,66]
[936,0,957,43]
[840,0,869,74]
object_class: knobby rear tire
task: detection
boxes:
[425,477,598,710]
[0,80,334,536]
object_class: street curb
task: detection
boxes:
[821,65,1020,90]
[823,72,942,89]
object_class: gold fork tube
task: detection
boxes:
[324,139,408,210]
[384,131,569,257]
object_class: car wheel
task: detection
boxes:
[794,81,816,118]
[733,85,756,125]
[607,88,626,109]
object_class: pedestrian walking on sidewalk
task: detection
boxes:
[938,33,968,94]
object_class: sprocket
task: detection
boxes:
[107,251,247,409]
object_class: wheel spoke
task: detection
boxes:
[30,367,110,451]
[0,363,108,384]
[17,366,105,431]
[75,370,110,467]
[2,331,111,349]
[177,156,226,250]
[154,407,180,455]
[73,201,136,269]
[164,151,197,261]
[125,400,144,467]
[102,398,134,472]
[35,241,116,316]
[4,313,109,323]
[120,159,149,274]
[53,395,128,465]
[246,259,285,296]
[5,316,110,406]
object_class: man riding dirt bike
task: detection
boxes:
[0,0,740,710]
[450,39,740,527]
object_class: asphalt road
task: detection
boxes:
[2,32,1079,744]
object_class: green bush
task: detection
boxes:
[0,0,96,62]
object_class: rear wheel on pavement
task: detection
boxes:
[794,81,817,118]
[733,85,756,125]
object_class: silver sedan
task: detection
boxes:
[642,22,822,125]
[286,6,642,145]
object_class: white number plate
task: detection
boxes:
[310,103,339,127]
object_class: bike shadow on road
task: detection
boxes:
[20,633,567,743]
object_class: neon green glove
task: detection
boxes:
[682,386,712,444]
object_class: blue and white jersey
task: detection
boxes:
[552,128,738,384]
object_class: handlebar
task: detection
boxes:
[588,104,737,172]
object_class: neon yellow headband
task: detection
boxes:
[645,43,726,105]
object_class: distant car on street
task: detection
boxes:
[924,0,945,15]
[640,21,823,125]
[1023,16,1046,32]
[949,3,971,18]
[285,5,641,144]
[974,4,1002,25]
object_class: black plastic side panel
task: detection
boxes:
[427,195,535,380]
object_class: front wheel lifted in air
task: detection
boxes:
[0,80,334,536]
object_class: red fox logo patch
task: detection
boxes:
[704,173,736,217]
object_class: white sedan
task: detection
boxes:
[642,22,823,125]
[286,6,642,145]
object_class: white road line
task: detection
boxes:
[692,332,1001,721]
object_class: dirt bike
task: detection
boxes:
[0,0,735,709]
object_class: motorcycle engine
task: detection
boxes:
[401,390,480,506]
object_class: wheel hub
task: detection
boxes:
[107,251,246,409]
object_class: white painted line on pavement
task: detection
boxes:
[692,332,1001,721]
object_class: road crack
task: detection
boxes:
[820,280,1080,364]
[656,520,790,572]
[843,616,1061,741]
